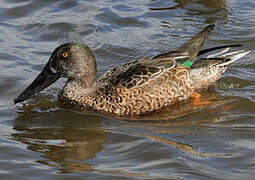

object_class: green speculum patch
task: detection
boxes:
[182,60,192,67]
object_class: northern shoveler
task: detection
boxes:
[14,25,250,115]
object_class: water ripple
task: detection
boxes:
[1,0,255,179]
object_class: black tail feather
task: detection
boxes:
[198,44,243,56]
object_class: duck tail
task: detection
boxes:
[175,24,215,59]
[215,50,251,66]
[202,47,251,66]
[198,44,243,56]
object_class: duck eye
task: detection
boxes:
[62,52,68,58]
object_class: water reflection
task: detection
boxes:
[12,110,107,173]
[0,0,254,178]
[12,90,235,174]
[151,0,226,11]
[150,0,228,24]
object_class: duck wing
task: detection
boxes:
[96,54,188,90]
[96,24,215,90]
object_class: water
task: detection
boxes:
[1,0,255,179]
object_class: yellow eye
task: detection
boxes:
[62,52,68,58]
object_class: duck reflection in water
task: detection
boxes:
[13,100,232,174]
[12,110,107,173]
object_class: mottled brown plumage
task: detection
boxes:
[15,25,250,115]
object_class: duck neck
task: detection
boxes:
[71,74,96,89]
[62,74,97,102]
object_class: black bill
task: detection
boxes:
[14,62,60,104]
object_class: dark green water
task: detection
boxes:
[1,0,255,179]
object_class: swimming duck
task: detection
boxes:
[14,25,250,115]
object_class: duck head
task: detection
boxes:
[14,42,97,104]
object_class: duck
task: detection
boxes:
[14,24,250,115]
